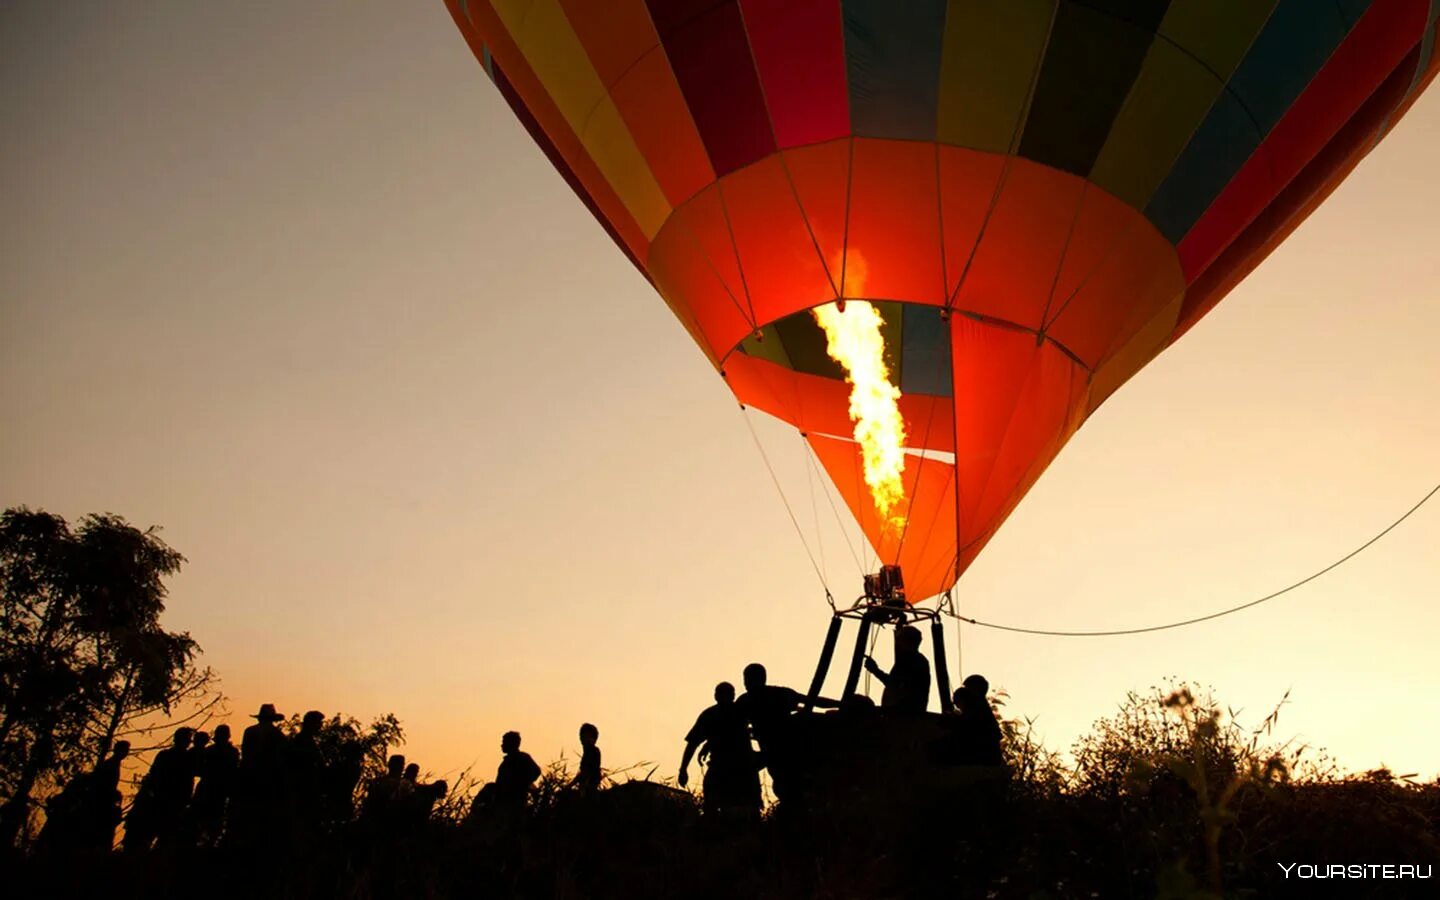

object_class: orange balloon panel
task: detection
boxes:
[448,0,1438,601]
[808,434,958,606]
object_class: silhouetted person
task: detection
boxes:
[427,779,448,810]
[85,740,129,850]
[361,754,409,822]
[574,723,601,794]
[289,710,326,835]
[37,775,88,853]
[189,724,238,846]
[125,728,194,851]
[38,741,129,854]
[469,733,540,832]
[680,682,759,819]
[950,675,1004,766]
[864,625,931,713]
[324,739,367,827]
[187,730,210,776]
[230,703,288,847]
[493,731,541,813]
[735,663,836,804]
[91,740,130,793]
[240,703,289,785]
[403,762,420,785]
[412,778,447,823]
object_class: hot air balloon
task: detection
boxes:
[446,0,1438,698]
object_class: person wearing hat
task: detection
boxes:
[229,703,288,847]
[242,703,287,767]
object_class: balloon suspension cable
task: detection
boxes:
[946,481,1439,638]
[940,589,960,683]
[739,406,829,595]
[802,438,866,578]
[802,434,828,586]
[862,625,879,696]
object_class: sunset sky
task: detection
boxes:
[3,0,1437,786]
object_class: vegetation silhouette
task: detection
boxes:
[3,506,1436,898]
[0,508,216,848]
[7,681,1434,899]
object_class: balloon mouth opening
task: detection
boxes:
[734,302,953,399]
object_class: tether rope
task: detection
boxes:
[947,482,1438,637]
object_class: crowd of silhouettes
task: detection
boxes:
[36,704,418,854]
[33,640,1004,854]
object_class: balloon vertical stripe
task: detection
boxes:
[1018,1,1170,177]
[1178,0,1430,279]
[841,0,948,142]
[647,0,777,175]
[739,0,851,149]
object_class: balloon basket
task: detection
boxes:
[804,578,954,715]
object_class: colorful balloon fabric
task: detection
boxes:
[447,0,1439,602]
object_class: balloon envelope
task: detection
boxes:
[447,0,1439,602]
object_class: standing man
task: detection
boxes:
[124,728,193,851]
[952,675,1004,766]
[574,723,602,795]
[190,724,238,846]
[288,710,327,836]
[86,740,129,851]
[679,682,758,820]
[864,625,931,713]
[735,663,836,806]
[492,731,541,815]
[230,703,287,847]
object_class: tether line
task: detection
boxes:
[949,482,1438,637]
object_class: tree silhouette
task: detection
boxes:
[0,507,212,847]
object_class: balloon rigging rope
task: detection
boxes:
[740,406,830,596]
[863,625,880,697]
[948,481,1439,637]
[801,437,866,578]
[802,434,827,585]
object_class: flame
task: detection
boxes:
[811,301,907,529]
